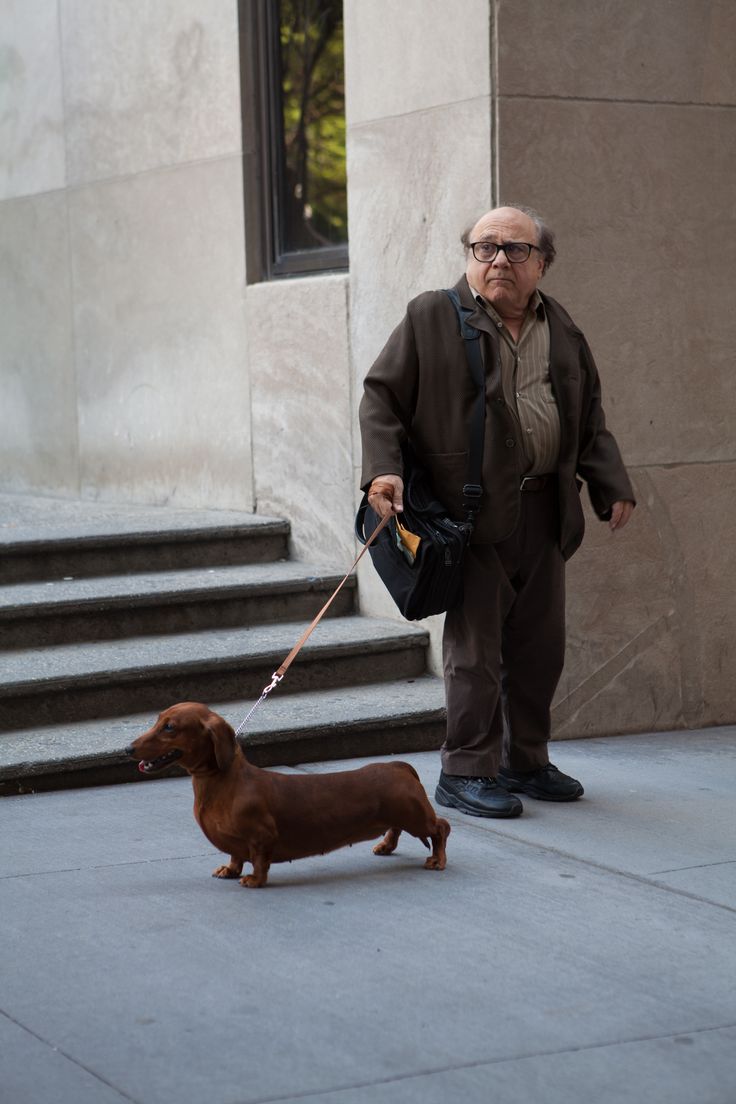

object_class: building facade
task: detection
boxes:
[1,0,734,735]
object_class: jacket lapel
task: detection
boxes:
[544,294,582,392]
[455,275,500,340]
[543,293,582,460]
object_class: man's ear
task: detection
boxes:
[206,713,236,771]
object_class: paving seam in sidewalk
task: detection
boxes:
[232,1020,736,1104]
[648,859,736,875]
[0,1009,142,1104]
[0,851,215,881]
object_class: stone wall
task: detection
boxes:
[0,1,253,510]
[494,0,736,731]
[246,274,355,565]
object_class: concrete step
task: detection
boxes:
[0,617,430,730]
[0,493,289,582]
[0,494,444,797]
[0,563,356,647]
[0,677,447,795]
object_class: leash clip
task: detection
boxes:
[263,671,284,696]
[234,673,284,737]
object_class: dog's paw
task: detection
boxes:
[423,855,446,871]
[239,874,267,888]
[372,841,394,855]
[212,864,240,879]
[373,828,400,856]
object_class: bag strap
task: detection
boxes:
[443,287,485,529]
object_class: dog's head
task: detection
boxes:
[126,702,237,777]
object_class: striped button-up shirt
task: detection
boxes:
[471,287,561,476]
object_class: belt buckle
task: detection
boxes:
[520,475,547,492]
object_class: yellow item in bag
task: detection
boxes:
[396,517,421,564]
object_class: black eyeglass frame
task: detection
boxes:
[469,241,542,264]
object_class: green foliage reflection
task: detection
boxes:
[279,0,347,251]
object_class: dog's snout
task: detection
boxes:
[124,744,138,758]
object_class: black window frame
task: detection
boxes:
[239,0,349,281]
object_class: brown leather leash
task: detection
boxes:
[234,509,392,736]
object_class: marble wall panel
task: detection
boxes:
[344,0,490,125]
[348,96,492,400]
[59,0,241,185]
[68,155,252,510]
[498,0,736,106]
[556,482,683,738]
[0,191,78,491]
[556,461,736,736]
[645,461,736,725]
[246,274,354,567]
[497,97,736,470]
[0,0,66,199]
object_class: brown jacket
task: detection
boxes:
[359,276,634,559]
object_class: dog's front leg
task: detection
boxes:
[239,849,271,888]
[212,857,244,879]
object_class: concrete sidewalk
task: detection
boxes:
[1,727,735,1104]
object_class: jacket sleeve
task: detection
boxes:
[358,308,420,490]
[577,337,636,518]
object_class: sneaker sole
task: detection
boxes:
[501,782,584,802]
[435,786,523,819]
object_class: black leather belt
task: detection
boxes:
[520,475,552,492]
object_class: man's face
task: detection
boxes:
[465,207,545,316]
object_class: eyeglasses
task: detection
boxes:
[470,241,541,264]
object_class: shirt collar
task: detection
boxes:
[468,281,546,324]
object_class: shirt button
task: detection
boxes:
[496,322,503,330]
[526,427,533,434]
[505,438,515,448]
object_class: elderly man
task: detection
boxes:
[359,205,635,818]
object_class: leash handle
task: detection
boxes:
[235,510,393,735]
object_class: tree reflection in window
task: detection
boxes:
[276,0,347,256]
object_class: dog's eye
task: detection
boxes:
[163,722,175,733]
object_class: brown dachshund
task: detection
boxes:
[126,702,450,888]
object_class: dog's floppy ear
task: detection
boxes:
[205,712,236,771]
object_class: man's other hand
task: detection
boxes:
[609,500,634,531]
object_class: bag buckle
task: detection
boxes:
[462,483,482,529]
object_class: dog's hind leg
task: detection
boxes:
[373,828,401,855]
[424,817,450,870]
[212,856,244,879]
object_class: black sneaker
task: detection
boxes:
[497,763,584,801]
[435,771,523,818]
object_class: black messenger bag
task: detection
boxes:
[355,288,485,621]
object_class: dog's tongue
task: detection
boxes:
[138,761,148,773]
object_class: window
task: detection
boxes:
[240,0,348,279]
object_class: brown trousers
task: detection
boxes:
[441,482,566,777]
